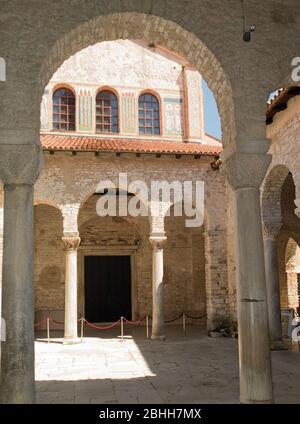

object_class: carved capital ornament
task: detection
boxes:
[62,236,81,251]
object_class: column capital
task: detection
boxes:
[149,234,167,249]
[62,236,81,251]
[0,144,43,185]
[263,222,282,240]
[221,152,272,190]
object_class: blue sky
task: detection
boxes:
[202,80,222,140]
[201,83,278,141]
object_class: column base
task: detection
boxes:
[63,337,80,345]
[151,334,166,341]
[270,340,288,351]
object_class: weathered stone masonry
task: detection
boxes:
[34,152,232,330]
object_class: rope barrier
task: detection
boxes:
[185,313,207,320]
[83,318,121,331]
[123,317,142,326]
[34,318,48,327]
[164,313,183,324]
[34,313,205,328]
[34,314,205,327]
[34,312,206,342]
[51,318,65,325]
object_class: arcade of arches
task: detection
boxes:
[1,2,300,405]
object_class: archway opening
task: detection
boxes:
[263,169,300,330]
[78,190,148,323]
[38,13,234,146]
[284,238,300,315]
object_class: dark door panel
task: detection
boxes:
[84,255,131,322]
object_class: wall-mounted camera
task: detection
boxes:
[243,24,256,42]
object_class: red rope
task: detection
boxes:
[123,317,141,326]
[34,318,48,327]
[84,318,121,330]
[51,318,65,325]
[34,313,205,330]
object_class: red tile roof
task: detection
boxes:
[266,86,300,125]
[41,134,222,156]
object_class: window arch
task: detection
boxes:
[138,93,160,135]
[96,90,118,133]
[53,87,76,131]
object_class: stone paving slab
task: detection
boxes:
[35,326,300,404]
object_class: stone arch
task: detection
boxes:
[79,214,142,248]
[77,188,151,320]
[266,93,300,213]
[78,177,150,216]
[35,169,68,209]
[164,197,206,228]
[261,164,290,229]
[34,198,62,211]
[38,12,235,146]
[283,237,300,313]
[285,238,300,274]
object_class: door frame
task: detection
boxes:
[78,245,138,322]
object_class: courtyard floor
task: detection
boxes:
[35,325,300,404]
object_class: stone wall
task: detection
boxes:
[33,152,232,328]
[263,95,300,313]
[34,187,207,321]
[34,205,64,311]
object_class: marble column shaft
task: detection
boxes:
[222,152,273,404]
[62,236,80,344]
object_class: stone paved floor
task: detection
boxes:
[35,325,300,404]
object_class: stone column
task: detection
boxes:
[222,152,273,404]
[149,201,171,341]
[150,235,167,340]
[62,236,80,344]
[263,223,284,349]
[0,144,42,404]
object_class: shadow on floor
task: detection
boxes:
[35,325,300,404]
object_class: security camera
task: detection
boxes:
[243,24,256,42]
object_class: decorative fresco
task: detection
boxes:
[77,88,93,132]
[51,40,183,91]
[41,41,205,141]
[122,92,136,134]
[185,69,203,140]
[163,97,183,136]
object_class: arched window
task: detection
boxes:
[53,88,75,131]
[96,90,118,133]
[138,93,160,135]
